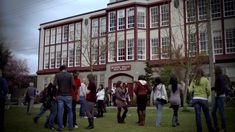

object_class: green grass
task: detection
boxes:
[5,106,235,132]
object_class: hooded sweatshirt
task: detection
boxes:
[134,80,151,95]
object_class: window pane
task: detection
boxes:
[150,6,158,28]
[226,28,235,53]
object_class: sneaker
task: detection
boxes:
[74,125,78,128]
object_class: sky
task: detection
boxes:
[0,0,109,74]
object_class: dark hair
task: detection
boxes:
[87,74,95,83]
[116,81,122,88]
[59,65,66,71]
[194,68,204,85]
[215,66,222,78]
[99,84,104,89]
[170,75,178,93]
[138,75,146,80]
[153,77,162,91]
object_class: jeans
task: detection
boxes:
[0,98,6,132]
[45,100,57,128]
[193,99,214,132]
[34,104,48,119]
[27,98,35,113]
[57,96,73,130]
[79,96,86,117]
[155,101,163,127]
[212,97,226,130]
[72,101,77,126]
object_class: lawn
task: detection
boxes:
[5,105,235,132]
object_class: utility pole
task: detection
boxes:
[206,0,215,103]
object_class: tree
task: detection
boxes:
[0,41,11,71]
[144,61,154,86]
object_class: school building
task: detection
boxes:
[37,0,235,94]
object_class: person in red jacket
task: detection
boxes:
[85,74,97,129]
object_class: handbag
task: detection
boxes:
[156,85,167,104]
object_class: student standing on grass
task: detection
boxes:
[0,69,8,132]
[151,77,168,127]
[134,75,151,126]
[25,82,36,114]
[96,84,105,118]
[85,74,97,129]
[54,65,75,131]
[79,79,87,118]
[115,81,128,123]
[189,68,215,132]
[168,75,182,127]
[212,66,227,132]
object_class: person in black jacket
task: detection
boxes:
[212,66,226,132]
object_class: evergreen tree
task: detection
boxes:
[144,62,154,86]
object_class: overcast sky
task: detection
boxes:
[0,0,109,74]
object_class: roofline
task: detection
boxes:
[40,8,106,26]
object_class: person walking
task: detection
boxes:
[212,66,227,132]
[79,79,87,118]
[151,77,168,127]
[85,74,97,129]
[25,82,37,114]
[189,68,215,132]
[0,69,8,132]
[168,75,182,127]
[54,65,75,131]
[96,84,105,118]
[115,81,128,123]
[134,75,151,126]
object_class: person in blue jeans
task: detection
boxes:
[54,65,75,131]
[212,66,227,132]
[189,68,215,132]
[79,80,87,118]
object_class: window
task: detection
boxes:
[56,27,62,43]
[75,23,81,40]
[151,38,159,60]
[118,10,125,30]
[45,29,50,45]
[56,45,61,68]
[127,39,134,60]
[127,7,135,29]
[92,19,99,38]
[68,43,74,67]
[50,28,55,44]
[213,31,223,55]
[75,42,81,66]
[150,6,158,28]
[188,33,197,56]
[224,0,235,17]
[69,24,74,41]
[225,28,235,53]
[161,37,170,59]
[137,7,146,28]
[61,46,67,66]
[198,0,207,20]
[50,47,55,68]
[211,0,221,18]
[99,45,106,64]
[109,11,116,32]
[62,25,69,42]
[199,32,208,54]
[137,39,146,60]
[44,52,49,69]
[161,4,169,26]
[100,17,106,36]
[187,0,196,22]
[108,41,115,62]
[91,40,98,65]
[117,40,125,61]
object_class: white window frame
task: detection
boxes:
[44,51,49,69]
[109,11,116,32]
[75,22,81,40]
[68,43,74,67]
[50,28,56,44]
[199,32,208,55]
[137,38,146,60]
[56,27,62,43]
[211,0,221,18]
[99,44,106,64]
[126,7,135,29]
[224,0,235,17]
[100,17,106,36]
[75,42,81,66]
[151,38,159,60]
[186,0,196,22]
[127,39,134,60]
[50,47,55,68]
[160,4,169,26]
[161,37,170,59]
[92,19,99,38]
[55,45,61,68]
[45,29,50,45]
[108,41,115,62]
[118,10,125,30]
[198,0,207,20]
[61,46,67,66]
[69,24,74,41]
[150,6,158,28]
[137,7,146,28]
[117,40,125,61]
[188,33,197,56]
[62,25,69,42]
[91,39,98,65]
[225,28,235,54]
[213,30,223,55]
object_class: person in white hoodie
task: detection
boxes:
[134,75,151,126]
[151,77,168,127]
[96,84,105,117]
